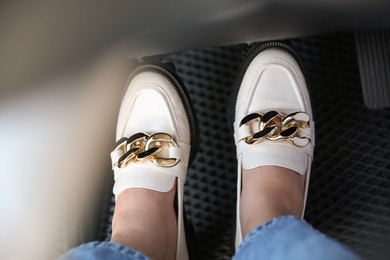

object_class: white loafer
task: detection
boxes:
[110,64,198,260]
[230,42,315,249]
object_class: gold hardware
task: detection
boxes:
[239,111,311,147]
[114,132,180,169]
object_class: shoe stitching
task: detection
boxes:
[120,82,186,143]
[241,58,309,120]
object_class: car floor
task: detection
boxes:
[98,33,390,259]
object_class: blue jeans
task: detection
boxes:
[61,216,361,260]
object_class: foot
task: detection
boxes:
[231,42,315,248]
[110,64,198,260]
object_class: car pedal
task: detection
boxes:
[355,29,390,109]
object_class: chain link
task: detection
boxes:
[113,132,180,169]
[239,110,311,147]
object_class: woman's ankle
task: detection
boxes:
[110,186,177,260]
[240,166,305,238]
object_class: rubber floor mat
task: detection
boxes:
[98,34,390,260]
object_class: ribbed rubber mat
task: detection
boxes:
[292,35,390,260]
[98,34,390,259]
[356,29,390,109]
[164,47,244,259]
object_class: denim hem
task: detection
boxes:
[82,242,146,257]
[234,215,361,260]
[236,215,303,253]
[61,241,150,260]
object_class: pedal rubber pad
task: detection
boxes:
[355,29,390,109]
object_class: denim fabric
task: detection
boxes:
[60,241,149,260]
[234,216,361,260]
[61,216,361,260]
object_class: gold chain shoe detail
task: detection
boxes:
[113,132,180,169]
[239,110,311,147]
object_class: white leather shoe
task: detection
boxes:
[110,64,198,260]
[230,42,315,249]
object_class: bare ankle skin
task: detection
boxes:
[240,166,305,238]
[111,184,177,260]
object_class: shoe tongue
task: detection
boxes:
[112,162,179,200]
[241,141,308,175]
